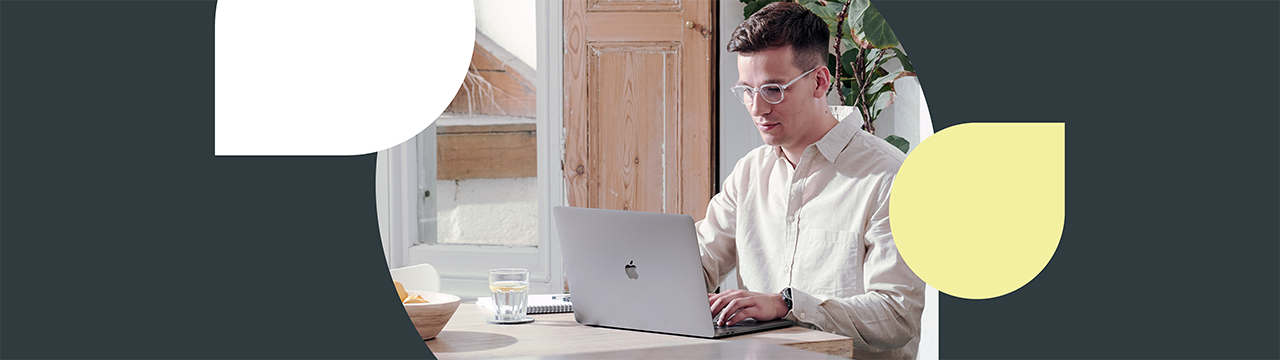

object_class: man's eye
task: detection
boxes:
[761,87,782,97]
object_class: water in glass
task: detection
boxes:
[489,268,530,321]
[490,281,529,320]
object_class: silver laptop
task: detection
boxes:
[553,206,793,338]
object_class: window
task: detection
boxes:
[377,0,563,300]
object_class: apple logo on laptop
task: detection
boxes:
[625,260,639,280]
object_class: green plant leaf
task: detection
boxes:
[844,0,900,49]
[866,86,888,108]
[873,49,896,69]
[861,65,886,91]
[867,88,893,121]
[866,69,905,94]
[840,48,859,79]
[864,51,896,85]
[742,0,784,19]
[891,47,914,72]
[866,63,887,92]
[855,50,879,81]
[841,38,857,53]
[827,53,839,80]
[870,85,890,113]
[883,135,909,153]
[798,0,846,35]
[865,48,882,64]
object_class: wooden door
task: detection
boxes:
[564,0,716,220]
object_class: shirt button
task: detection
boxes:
[786,215,795,222]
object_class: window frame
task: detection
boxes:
[378,0,564,300]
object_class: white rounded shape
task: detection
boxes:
[215,0,475,155]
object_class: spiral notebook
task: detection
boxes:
[477,294,574,314]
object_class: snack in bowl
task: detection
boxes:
[395,281,409,302]
[401,290,461,340]
[394,281,430,303]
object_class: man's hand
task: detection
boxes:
[707,289,789,326]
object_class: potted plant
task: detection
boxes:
[741,0,915,153]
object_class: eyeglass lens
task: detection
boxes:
[733,85,784,104]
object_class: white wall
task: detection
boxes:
[436,177,538,246]
[718,0,765,189]
[474,0,538,70]
[716,0,756,294]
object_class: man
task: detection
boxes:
[698,2,925,358]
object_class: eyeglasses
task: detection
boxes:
[730,66,820,105]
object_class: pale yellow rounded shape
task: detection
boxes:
[891,123,1064,299]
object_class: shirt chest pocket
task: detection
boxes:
[791,228,864,297]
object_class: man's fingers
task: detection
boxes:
[708,290,728,304]
[708,290,745,316]
[715,298,739,325]
[718,297,755,326]
[710,290,790,326]
[722,308,744,326]
[710,295,732,317]
[725,305,761,327]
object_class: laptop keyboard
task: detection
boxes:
[713,318,758,329]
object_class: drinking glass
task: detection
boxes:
[488,268,530,322]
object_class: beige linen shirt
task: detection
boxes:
[697,118,925,359]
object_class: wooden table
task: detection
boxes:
[425,303,854,359]
[485,340,849,360]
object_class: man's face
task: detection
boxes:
[736,46,824,150]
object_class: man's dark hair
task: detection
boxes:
[727,1,829,71]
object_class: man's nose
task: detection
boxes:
[747,95,771,117]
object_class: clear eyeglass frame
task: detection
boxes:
[730,66,821,105]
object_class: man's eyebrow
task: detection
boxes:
[737,78,786,86]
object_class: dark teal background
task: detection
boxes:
[2,1,1276,359]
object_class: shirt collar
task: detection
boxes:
[773,115,862,164]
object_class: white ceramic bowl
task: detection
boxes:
[402,291,462,340]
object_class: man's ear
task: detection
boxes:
[813,66,831,99]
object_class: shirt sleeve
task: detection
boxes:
[783,173,926,353]
[695,160,744,293]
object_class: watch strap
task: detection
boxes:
[781,287,794,310]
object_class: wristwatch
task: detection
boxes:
[781,287,794,311]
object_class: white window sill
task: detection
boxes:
[408,244,554,301]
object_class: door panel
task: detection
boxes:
[589,43,679,213]
[584,12,682,41]
[588,0,680,12]
[564,0,715,220]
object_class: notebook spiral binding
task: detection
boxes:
[478,294,574,314]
